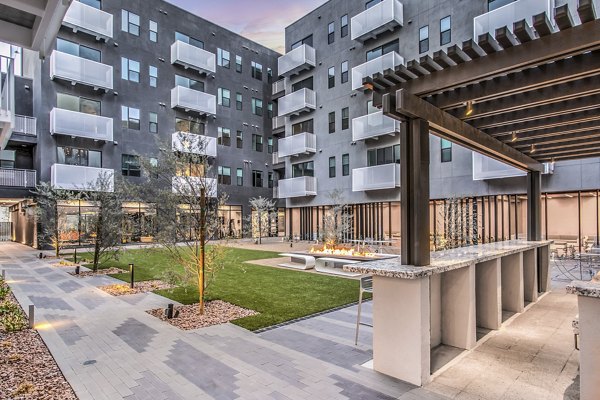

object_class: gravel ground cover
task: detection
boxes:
[99,280,174,296]
[147,300,257,330]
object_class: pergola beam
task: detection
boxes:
[512,128,600,147]
[485,109,600,137]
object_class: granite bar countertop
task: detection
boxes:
[343,240,553,279]
[567,279,600,298]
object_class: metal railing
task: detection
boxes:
[50,51,113,90]
[473,0,552,38]
[13,115,36,136]
[278,88,316,117]
[272,78,288,96]
[352,52,404,91]
[0,168,36,188]
[51,164,114,192]
[171,85,216,116]
[171,40,216,74]
[277,176,317,198]
[352,110,401,141]
[278,132,316,158]
[352,164,400,192]
[272,115,286,131]
[351,0,404,42]
[63,0,113,40]
[278,44,316,77]
[172,132,217,157]
[272,152,284,165]
[50,108,113,141]
[172,176,217,197]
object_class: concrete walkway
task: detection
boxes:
[1,243,580,399]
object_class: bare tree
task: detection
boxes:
[322,189,353,246]
[247,196,277,244]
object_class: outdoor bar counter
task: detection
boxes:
[344,240,552,386]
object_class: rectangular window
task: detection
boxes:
[366,0,382,9]
[341,61,349,84]
[291,35,313,50]
[236,93,243,111]
[267,68,273,84]
[328,66,335,89]
[268,102,273,119]
[0,150,15,169]
[237,168,243,186]
[268,172,274,189]
[57,93,101,115]
[342,154,350,176]
[328,112,335,134]
[329,156,336,178]
[366,39,399,61]
[122,154,141,177]
[217,48,230,68]
[235,55,242,73]
[488,0,514,12]
[419,25,429,54]
[441,138,452,162]
[149,112,158,133]
[252,170,263,187]
[57,147,101,167]
[218,166,232,185]
[175,118,205,134]
[252,134,263,152]
[175,32,204,48]
[81,0,101,9]
[291,76,313,91]
[218,127,231,146]
[267,137,273,154]
[121,10,140,36]
[342,107,349,130]
[121,106,140,130]
[440,16,451,45]
[149,65,157,87]
[251,61,263,80]
[56,38,101,62]
[175,75,204,91]
[149,20,158,42]
[218,88,231,107]
[341,15,348,37]
[252,98,263,116]
[292,119,314,134]
[328,22,335,44]
[292,161,314,177]
[236,131,243,148]
[121,57,140,82]
[367,145,400,166]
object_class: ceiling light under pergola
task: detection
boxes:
[465,101,474,117]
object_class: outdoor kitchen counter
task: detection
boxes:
[567,279,600,298]
[343,240,553,278]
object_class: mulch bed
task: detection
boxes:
[147,300,258,330]
[0,294,77,400]
[99,280,174,296]
[68,267,127,278]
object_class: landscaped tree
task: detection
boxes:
[322,189,353,245]
[248,196,277,244]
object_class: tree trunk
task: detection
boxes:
[258,214,262,244]
[198,188,206,315]
[54,202,60,258]
[93,206,102,272]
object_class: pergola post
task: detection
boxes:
[527,171,542,241]
[400,118,430,266]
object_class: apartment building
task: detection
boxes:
[273,0,600,247]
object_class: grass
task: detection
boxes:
[75,246,365,331]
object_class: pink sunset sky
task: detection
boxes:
[168,0,328,53]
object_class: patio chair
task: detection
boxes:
[355,275,373,345]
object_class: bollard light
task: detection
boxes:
[75,266,80,275]
[129,263,134,289]
[1,269,5,280]
[28,305,35,329]
[167,303,174,319]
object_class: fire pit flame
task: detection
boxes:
[309,244,377,258]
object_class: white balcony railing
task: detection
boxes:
[272,115,286,131]
[172,176,217,197]
[272,78,288,96]
[51,164,114,192]
[172,132,217,157]
[278,44,316,77]
[352,163,400,192]
[474,0,553,39]
[13,115,36,136]
[278,88,316,117]
[352,52,404,91]
[352,111,401,141]
[171,40,216,75]
[272,152,284,165]
[0,168,36,188]
[472,153,554,180]
[50,108,113,141]
[278,132,316,158]
[277,176,317,198]
[49,51,113,91]
[273,186,278,199]
[63,0,113,40]
[171,86,216,116]
[351,0,404,42]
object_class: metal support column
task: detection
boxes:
[527,171,542,241]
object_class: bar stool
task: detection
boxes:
[355,275,373,345]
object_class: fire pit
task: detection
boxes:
[301,244,397,262]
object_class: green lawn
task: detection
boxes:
[76,247,364,331]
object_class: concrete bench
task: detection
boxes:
[278,254,315,270]
[315,257,362,277]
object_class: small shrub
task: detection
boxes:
[8,353,22,363]
[0,300,18,315]
[12,382,35,396]
[1,309,27,332]
[0,284,10,301]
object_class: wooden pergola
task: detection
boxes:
[367,0,600,266]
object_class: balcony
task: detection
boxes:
[0,56,14,150]
[272,78,288,98]
[278,88,316,117]
[472,153,554,180]
[62,1,113,40]
[13,115,36,136]
[352,111,401,141]
[49,51,113,91]
[273,186,278,199]
[272,152,284,165]
[51,164,114,192]
[172,132,217,157]
[272,115,286,133]
[278,44,316,77]
[171,86,216,116]
[50,108,113,141]
[352,163,400,191]
[473,0,552,39]
[352,52,404,91]
[351,0,404,43]
[0,168,36,188]
[172,176,217,197]
[277,176,317,198]
[278,132,316,158]
[171,40,216,75]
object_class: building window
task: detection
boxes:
[236,93,243,110]
[57,93,100,115]
[341,61,349,84]
[175,75,204,91]
[122,154,141,177]
[252,98,263,116]
[292,119,314,134]
[267,68,273,83]
[488,0,514,12]
[149,112,158,133]
[149,157,158,178]
[328,22,335,44]
[252,134,263,152]
[252,170,263,187]
[56,38,101,62]
[149,20,157,42]
[175,32,203,48]
[268,102,273,119]
[440,16,451,45]
[419,25,429,54]
[342,107,349,130]
[149,65,157,87]
[218,88,231,107]
[268,172,274,189]
[218,48,230,68]
[58,146,102,167]
[292,76,313,91]
[251,61,263,80]
[218,166,232,185]
[121,10,140,36]
[0,150,15,168]
[236,131,243,148]
[441,139,452,162]
[328,66,335,89]
[292,161,314,177]
[121,106,140,130]
[237,168,243,186]
[341,15,348,37]
[81,0,101,9]
[366,39,399,61]
[218,127,231,146]
[175,118,205,134]
[342,154,350,176]
[366,0,383,9]
[328,112,335,134]
[235,55,242,73]
[121,57,140,82]
[367,145,400,166]
[267,137,273,154]
[291,35,313,50]
[329,156,336,178]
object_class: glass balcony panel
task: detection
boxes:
[278,44,316,77]
[51,164,114,192]
[352,52,404,91]
[171,86,216,116]
[472,153,554,180]
[172,177,217,197]
[50,108,113,141]
[352,111,401,141]
[351,0,404,42]
[278,88,316,117]
[352,164,400,191]
[171,132,217,157]
[473,0,553,39]
[277,132,316,158]
[63,1,113,40]
[49,51,113,90]
[170,40,216,74]
[277,176,317,198]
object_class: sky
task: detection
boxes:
[168,0,328,53]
